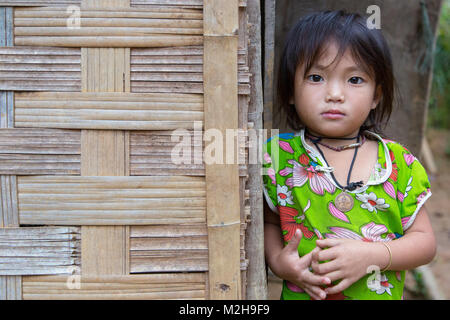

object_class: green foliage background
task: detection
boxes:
[428,0,450,129]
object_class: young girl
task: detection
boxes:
[263,10,436,300]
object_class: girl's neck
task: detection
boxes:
[304,128,361,147]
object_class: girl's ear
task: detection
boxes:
[371,85,382,110]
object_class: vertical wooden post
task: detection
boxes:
[203,0,241,299]
[245,0,267,300]
[264,0,275,136]
[80,0,130,277]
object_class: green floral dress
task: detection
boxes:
[262,129,432,300]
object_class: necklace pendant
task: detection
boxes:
[334,191,354,212]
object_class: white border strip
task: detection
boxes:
[403,191,432,231]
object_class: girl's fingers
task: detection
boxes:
[304,285,326,300]
[311,247,321,262]
[325,278,351,295]
[300,269,331,286]
[310,247,321,273]
[316,238,340,248]
[316,247,339,262]
[312,259,340,275]
[304,288,319,300]
[320,270,342,283]
[305,284,327,300]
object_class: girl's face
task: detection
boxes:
[291,41,381,138]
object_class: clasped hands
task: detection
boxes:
[274,229,378,300]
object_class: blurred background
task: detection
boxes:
[420,0,450,300]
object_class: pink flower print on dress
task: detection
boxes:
[401,216,410,229]
[324,222,395,242]
[267,167,276,185]
[383,163,398,199]
[279,140,294,154]
[383,181,396,199]
[416,188,431,205]
[263,152,272,164]
[283,159,335,196]
[328,202,350,223]
[404,153,416,167]
[286,281,306,293]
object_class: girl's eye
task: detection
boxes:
[307,74,323,82]
[349,76,364,84]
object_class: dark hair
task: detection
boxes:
[277,10,398,134]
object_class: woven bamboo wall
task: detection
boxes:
[0,0,251,300]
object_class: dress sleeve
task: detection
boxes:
[397,149,432,232]
[262,137,279,214]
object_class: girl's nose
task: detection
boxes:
[325,82,345,103]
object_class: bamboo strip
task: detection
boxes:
[15,10,202,20]
[17,174,205,185]
[0,227,80,276]
[23,273,205,299]
[0,46,81,91]
[0,226,79,238]
[26,273,205,283]
[131,237,207,250]
[0,56,80,64]
[0,72,79,80]
[131,0,202,6]
[0,46,80,55]
[1,1,79,5]
[0,92,14,129]
[131,45,202,56]
[15,91,203,102]
[17,176,206,225]
[14,120,202,130]
[15,109,203,121]
[0,176,19,228]
[131,72,202,82]
[131,64,202,72]
[15,18,202,28]
[23,290,205,300]
[0,128,80,175]
[15,100,203,111]
[0,0,207,8]
[15,36,203,48]
[15,27,203,36]
[131,224,206,237]
[0,276,21,300]
[130,82,250,95]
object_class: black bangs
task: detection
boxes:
[277,10,396,134]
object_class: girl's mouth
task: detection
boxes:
[321,109,345,119]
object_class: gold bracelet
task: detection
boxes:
[380,242,392,272]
